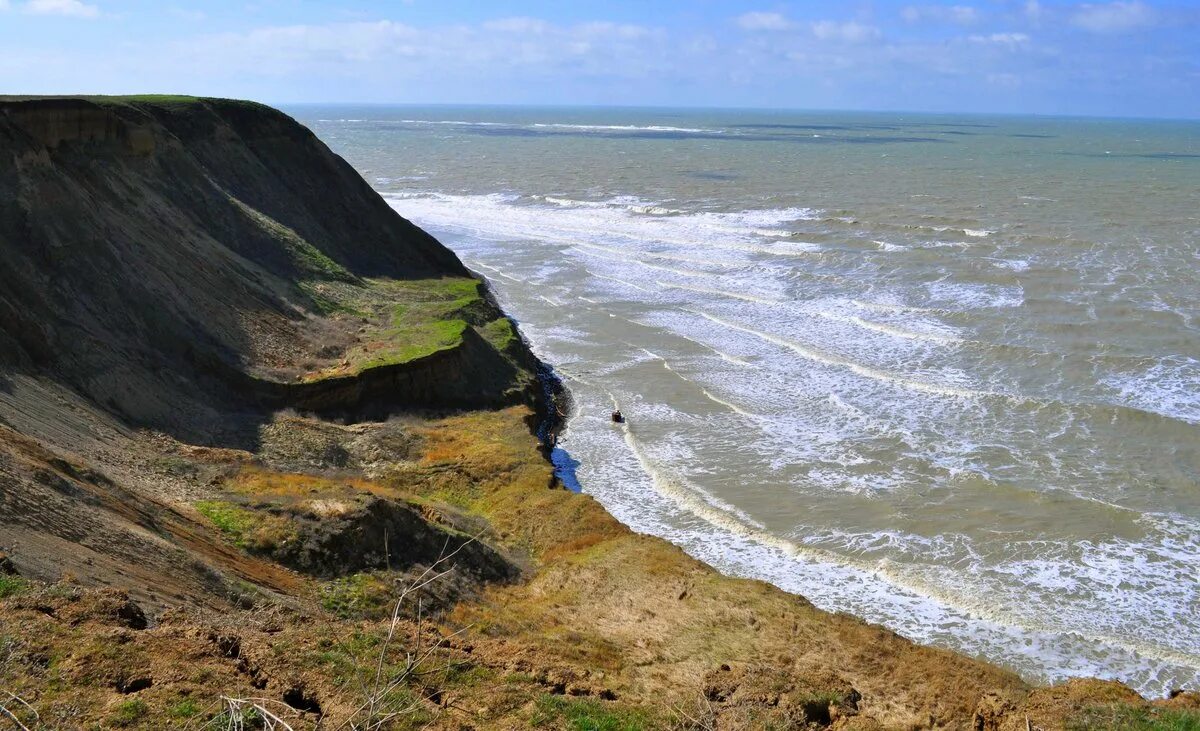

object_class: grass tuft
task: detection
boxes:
[194,500,296,552]
[111,698,149,727]
[1068,706,1200,731]
[0,574,30,599]
[531,694,650,730]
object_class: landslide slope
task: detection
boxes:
[0,95,537,610]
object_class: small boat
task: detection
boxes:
[611,410,625,424]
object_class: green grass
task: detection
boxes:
[357,318,468,370]
[530,695,650,731]
[1069,706,1200,731]
[480,317,519,351]
[303,277,493,379]
[111,699,149,727]
[168,698,201,720]
[319,572,395,620]
[194,500,295,553]
[0,575,30,599]
[195,500,257,539]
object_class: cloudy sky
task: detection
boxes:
[1,0,1197,118]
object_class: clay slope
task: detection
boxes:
[0,95,474,440]
[0,95,537,613]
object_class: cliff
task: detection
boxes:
[0,97,1192,730]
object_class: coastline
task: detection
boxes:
[377,182,1200,701]
[0,96,1195,729]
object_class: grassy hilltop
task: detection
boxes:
[0,96,1194,730]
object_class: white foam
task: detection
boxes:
[700,388,757,417]
[849,316,964,345]
[656,281,784,305]
[584,269,653,293]
[689,310,988,399]
[531,122,718,134]
[468,260,525,283]
[1100,356,1200,425]
[386,192,818,263]
[925,281,1024,309]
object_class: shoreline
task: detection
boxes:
[456,255,1197,701]
[1,95,1195,728]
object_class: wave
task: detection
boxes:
[656,280,784,305]
[531,122,719,134]
[848,316,964,345]
[584,269,653,293]
[689,310,990,399]
[605,405,1200,684]
[384,191,822,264]
[467,259,525,283]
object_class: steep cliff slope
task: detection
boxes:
[0,95,537,611]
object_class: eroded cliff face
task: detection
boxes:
[0,97,528,438]
[0,95,538,611]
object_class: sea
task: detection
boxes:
[286,105,1200,697]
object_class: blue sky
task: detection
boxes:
[1,1,1197,118]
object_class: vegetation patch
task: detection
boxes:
[530,694,651,731]
[480,316,519,352]
[110,698,149,727]
[194,500,297,552]
[302,277,497,380]
[168,697,201,720]
[1068,706,1200,731]
[227,467,377,498]
[319,572,396,620]
[0,574,30,598]
[232,198,357,283]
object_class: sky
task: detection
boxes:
[0,1,1197,118]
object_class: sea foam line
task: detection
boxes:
[635,347,759,418]
[656,280,785,305]
[606,393,1200,677]
[689,310,988,399]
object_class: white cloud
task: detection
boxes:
[23,0,99,17]
[169,7,206,22]
[174,18,665,82]
[969,32,1032,49]
[1071,1,1155,33]
[735,11,794,31]
[811,20,882,43]
[901,5,980,25]
[23,0,99,16]
[987,72,1021,87]
[1025,0,1043,22]
[484,17,550,34]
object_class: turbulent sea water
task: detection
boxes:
[290,105,1200,696]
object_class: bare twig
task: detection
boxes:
[670,691,718,731]
[333,532,483,731]
[0,691,37,731]
[219,696,301,731]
